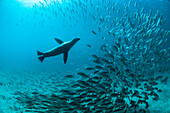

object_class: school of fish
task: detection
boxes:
[10,0,170,113]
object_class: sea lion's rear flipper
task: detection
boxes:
[54,38,64,44]
[63,52,68,64]
[37,50,45,62]
[38,56,45,62]
[37,50,44,56]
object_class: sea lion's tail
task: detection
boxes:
[38,56,45,62]
[37,50,45,62]
[37,50,44,56]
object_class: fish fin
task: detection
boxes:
[38,56,45,63]
[54,38,64,44]
[37,50,44,56]
[63,52,68,64]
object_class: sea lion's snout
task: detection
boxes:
[75,38,80,41]
[73,38,80,43]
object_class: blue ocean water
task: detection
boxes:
[0,0,170,112]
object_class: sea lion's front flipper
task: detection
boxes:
[54,38,64,44]
[63,52,68,64]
